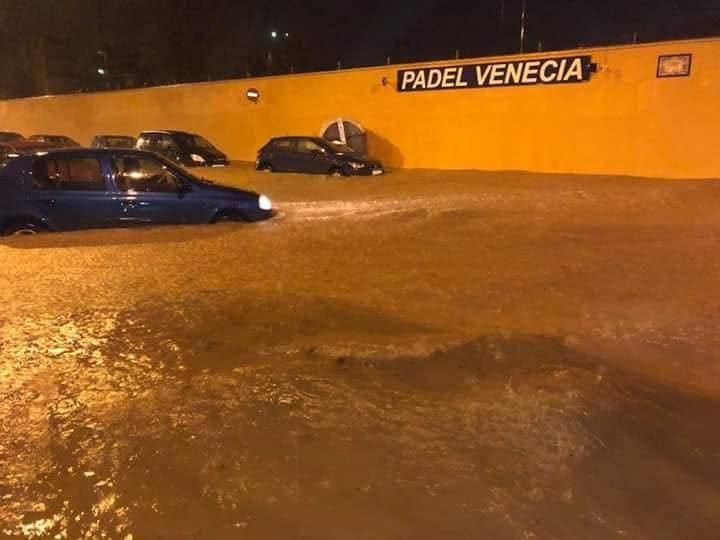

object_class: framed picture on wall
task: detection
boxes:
[657,54,692,78]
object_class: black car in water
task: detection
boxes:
[0,148,272,236]
[91,134,137,149]
[256,136,384,177]
[136,130,229,167]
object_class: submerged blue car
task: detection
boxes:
[0,148,273,235]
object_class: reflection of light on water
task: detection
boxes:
[17,515,61,537]
[283,198,450,223]
[0,311,143,537]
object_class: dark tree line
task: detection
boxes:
[0,0,718,99]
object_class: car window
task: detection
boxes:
[32,157,106,191]
[158,135,178,150]
[190,135,214,150]
[113,156,182,193]
[327,140,356,154]
[138,134,159,148]
[176,133,214,150]
[105,137,135,148]
[296,139,324,154]
[272,139,294,151]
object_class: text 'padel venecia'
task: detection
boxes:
[398,55,594,92]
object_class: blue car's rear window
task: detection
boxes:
[32,157,106,191]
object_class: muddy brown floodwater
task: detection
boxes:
[1,165,720,539]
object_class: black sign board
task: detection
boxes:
[398,55,593,92]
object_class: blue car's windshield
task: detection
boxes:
[153,153,213,185]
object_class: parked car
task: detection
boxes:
[0,131,24,143]
[29,134,80,147]
[136,130,229,167]
[91,135,137,149]
[0,140,61,162]
[256,136,384,177]
[0,148,273,236]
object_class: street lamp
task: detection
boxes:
[97,50,109,75]
[96,50,110,89]
[519,0,527,53]
[267,30,291,75]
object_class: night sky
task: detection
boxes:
[0,0,719,98]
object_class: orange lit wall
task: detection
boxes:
[1,38,718,179]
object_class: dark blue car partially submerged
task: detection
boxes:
[0,148,273,235]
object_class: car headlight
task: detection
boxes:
[258,194,273,211]
[348,162,365,170]
[190,153,206,164]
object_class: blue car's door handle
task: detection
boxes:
[121,200,150,209]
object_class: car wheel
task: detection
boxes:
[258,162,274,173]
[4,222,45,236]
[328,167,346,177]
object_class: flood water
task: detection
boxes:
[2,167,720,538]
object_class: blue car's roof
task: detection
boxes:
[6,148,171,172]
[15,147,156,159]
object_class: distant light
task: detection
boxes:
[97,68,106,75]
[284,32,289,38]
[270,30,278,39]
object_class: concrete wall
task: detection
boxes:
[1,38,718,179]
